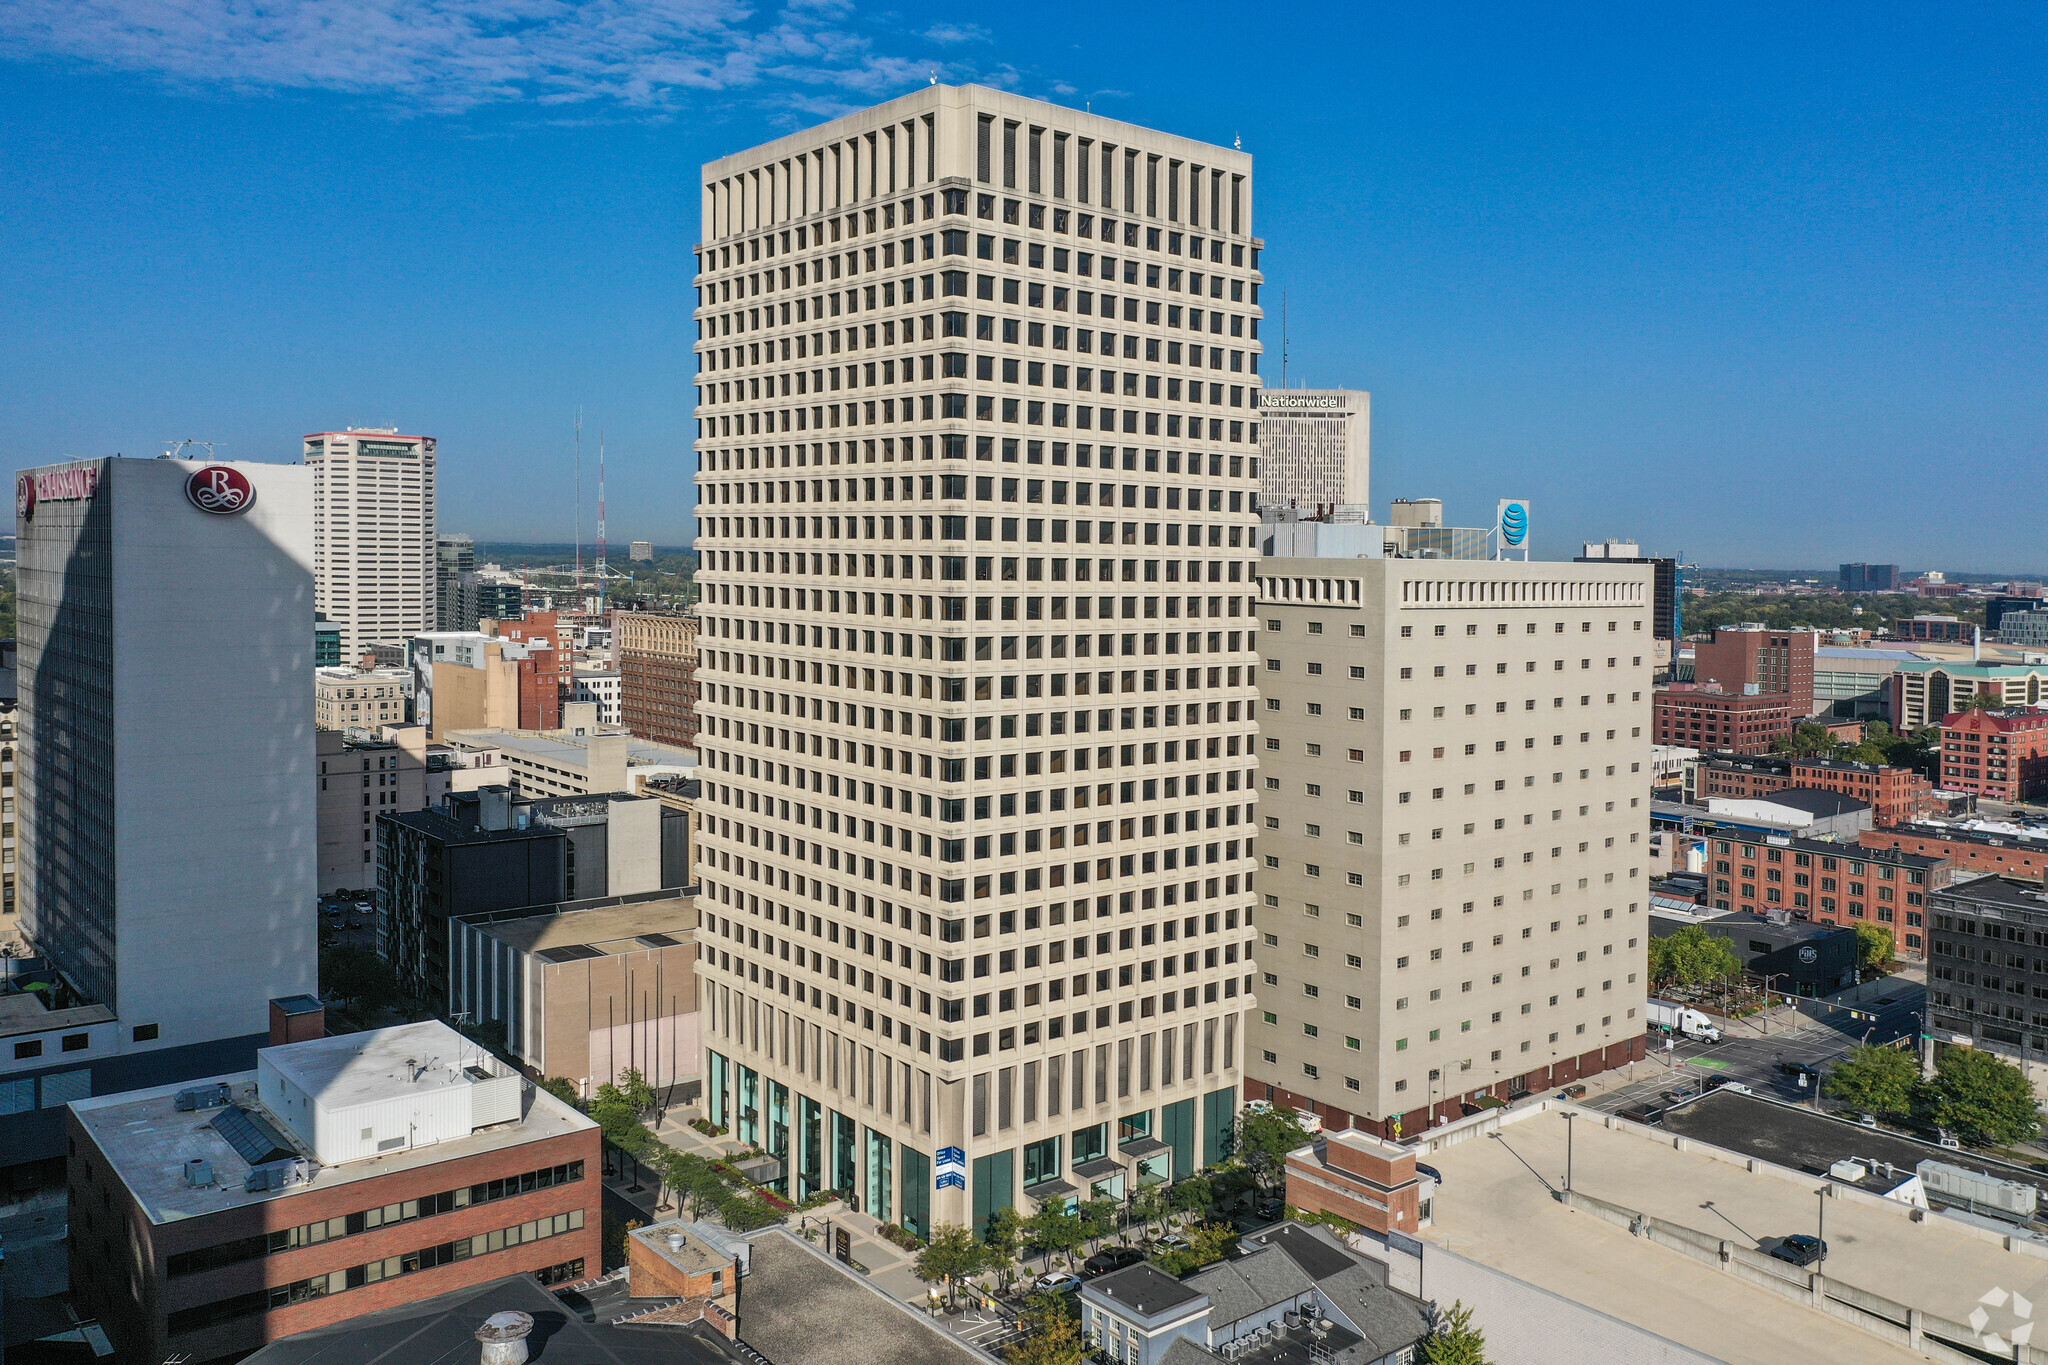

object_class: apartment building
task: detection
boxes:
[1695,753,1936,826]
[316,726,452,893]
[1651,685,1797,754]
[616,609,702,747]
[692,85,1262,1237]
[436,533,479,631]
[1692,624,1818,715]
[312,665,414,730]
[303,429,437,656]
[1938,708,2048,803]
[1701,831,1944,955]
[1249,558,1654,1139]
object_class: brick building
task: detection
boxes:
[67,1019,600,1365]
[1861,822,2048,882]
[616,610,701,749]
[1283,1129,1426,1237]
[1695,754,1936,826]
[1700,832,1947,956]
[1938,708,2048,803]
[1692,625,1818,715]
[1894,615,1970,643]
[1653,686,1798,754]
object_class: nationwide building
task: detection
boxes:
[304,428,438,656]
[7,457,318,1183]
[691,85,1261,1234]
[1254,389,1368,513]
[67,1019,600,1365]
[616,609,702,748]
[1248,554,1655,1138]
[312,665,414,729]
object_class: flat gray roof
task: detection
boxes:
[70,1062,593,1226]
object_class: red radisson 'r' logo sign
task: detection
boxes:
[186,465,256,515]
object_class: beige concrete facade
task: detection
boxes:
[452,895,702,1094]
[693,85,1264,1231]
[313,665,414,730]
[304,428,437,655]
[1250,558,1654,1137]
[1254,389,1368,513]
[316,726,443,893]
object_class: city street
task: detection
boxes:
[1587,979,1926,1118]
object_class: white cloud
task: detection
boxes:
[920,23,988,45]
[0,0,985,116]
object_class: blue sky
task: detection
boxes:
[3,2,2044,568]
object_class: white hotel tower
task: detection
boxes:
[691,85,1265,1235]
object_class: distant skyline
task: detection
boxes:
[3,3,2045,566]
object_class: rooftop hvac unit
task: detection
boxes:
[182,1158,214,1188]
[175,1083,232,1112]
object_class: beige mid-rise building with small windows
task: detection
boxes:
[1249,555,1655,1141]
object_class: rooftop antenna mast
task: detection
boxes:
[574,409,585,600]
[596,428,608,615]
[1280,292,1290,389]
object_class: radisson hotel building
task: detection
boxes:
[691,85,1263,1234]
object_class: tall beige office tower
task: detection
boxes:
[304,428,438,655]
[1249,555,1654,1141]
[1256,389,1368,512]
[692,85,1263,1236]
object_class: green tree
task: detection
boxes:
[320,943,399,1015]
[1129,1183,1168,1239]
[1077,1197,1119,1244]
[1648,924,1743,990]
[1235,1105,1312,1192]
[1823,1044,1917,1118]
[719,1190,785,1232]
[1424,1301,1492,1365]
[1169,1174,1214,1223]
[539,1076,583,1109]
[915,1223,990,1310]
[1923,1046,2043,1146]
[1854,923,1895,972]
[1006,1293,1091,1365]
[1153,1220,1237,1276]
[616,1068,658,1118]
[1772,722,1845,759]
[1026,1201,1089,1270]
[985,1205,1028,1292]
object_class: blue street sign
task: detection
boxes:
[938,1145,966,1167]
[936,1171,965,1190]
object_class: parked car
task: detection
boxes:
[1556,1084,1588,1100]
[1664,1087,1694,1104]
[1770,1235,1826,1267]
[1253,1197,1285,1220]
[1081,1246,1146,1278]
[1415,1162,1444,1187]
[1777,1061,1821,1080]
[1149,1234,1193,1255]
[1033,1270,1083,1294]
[1857,1114,1879,1128]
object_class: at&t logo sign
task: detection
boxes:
[186,465,256,515]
